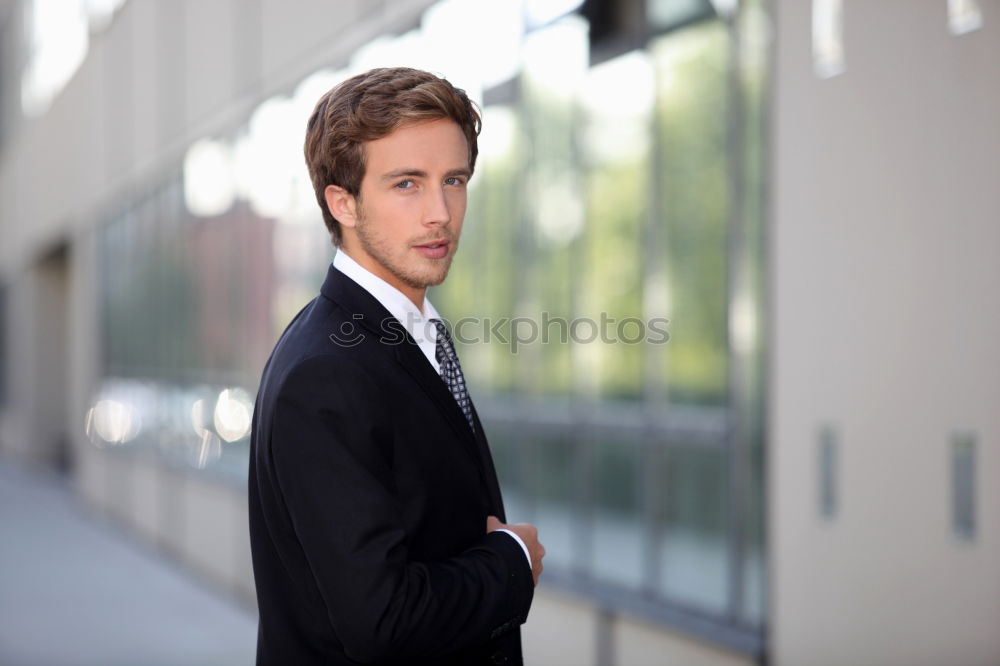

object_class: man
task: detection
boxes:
[248,67,544,665]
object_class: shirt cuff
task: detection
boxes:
[495,528,532,569]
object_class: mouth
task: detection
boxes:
[413,239,451,259]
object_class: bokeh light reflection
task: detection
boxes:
[213,388,253,443]
[85,398,141,446]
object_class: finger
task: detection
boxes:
[486,515,503,532]
[515,523,537,538]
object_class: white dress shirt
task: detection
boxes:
[331,251,532,569]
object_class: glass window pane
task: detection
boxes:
[528,435,578,573]
[579,51,654,401]
[651,22,729,407]
[591,438,643,588]
[657,444,727,612]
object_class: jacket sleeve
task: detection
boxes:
[267,354,533,663]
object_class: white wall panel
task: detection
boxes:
[259,0,365,82]
[183,0,238,131]
[521,590,598,666]
[179,474,243,590]
[615,614,752,666]
[770,0,1000,664]
[101,0,136,189]
[129,0,162,175]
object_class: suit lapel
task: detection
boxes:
[395,343,509,518]
[392,331,510,518]
[470,404,506,520]
[320,265,507,514]
[391,338,478,447]
[319,265,479,453]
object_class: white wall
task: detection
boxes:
[769,1,1000,664]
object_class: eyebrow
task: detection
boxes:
[379,167,472,182]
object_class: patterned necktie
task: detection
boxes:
[432,318,475,433]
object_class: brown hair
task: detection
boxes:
[304,67,482,245]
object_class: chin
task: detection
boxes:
[418,270,450,288]
[404,264,451,289]
[422,258,454,284]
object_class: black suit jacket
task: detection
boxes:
[248,264,533,665]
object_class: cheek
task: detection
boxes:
[447,191,468,219]
[374,196,412,228]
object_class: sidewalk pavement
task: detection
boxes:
[0,457,258,666]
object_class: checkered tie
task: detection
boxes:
[432,319,474,433]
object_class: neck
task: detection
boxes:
[339,246,426,313]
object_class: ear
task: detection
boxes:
[324,185,358,228]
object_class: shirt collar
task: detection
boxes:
[332,249,441,350]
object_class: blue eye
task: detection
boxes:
[445,177,465,186]
[395,179,414,189]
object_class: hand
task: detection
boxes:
[486,515,545,586]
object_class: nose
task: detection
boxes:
[423,185,451,226]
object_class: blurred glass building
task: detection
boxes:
[1,1,998,665]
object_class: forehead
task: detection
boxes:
[363,118,469,173]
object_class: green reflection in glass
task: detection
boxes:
[652,22,729,406]
[520,76,579,398]
[103,202,200,377]
[577,51,654,401]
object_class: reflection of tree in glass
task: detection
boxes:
[653,22,729,406]
[103,219,200,377]
[584,155,647,400]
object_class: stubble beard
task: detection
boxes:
[354,207,457,291]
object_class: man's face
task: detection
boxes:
[346,118,470,302]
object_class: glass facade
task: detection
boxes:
[91,0,769,652]
[93,180,332,476]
